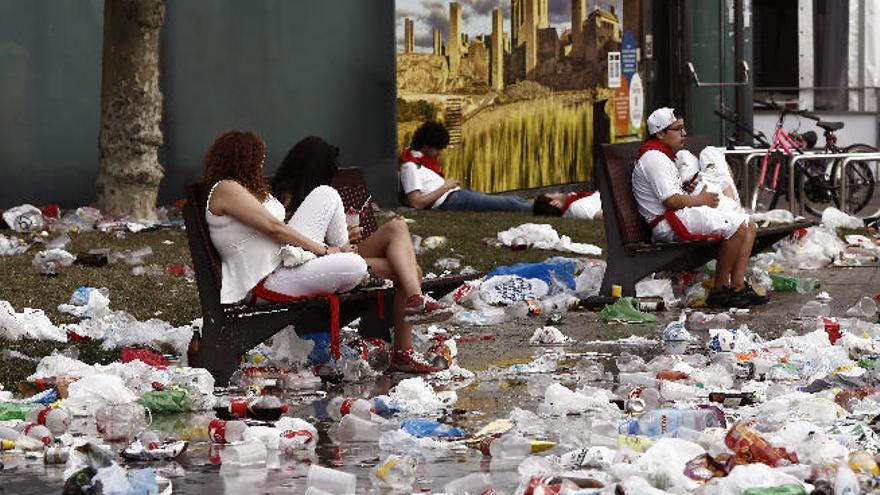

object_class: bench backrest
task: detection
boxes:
[183,167,378,303]
[598,136,710,245]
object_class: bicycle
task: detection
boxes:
[715,101,876,216]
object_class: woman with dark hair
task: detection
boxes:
[400,121,532,212]
[271,136,446,373]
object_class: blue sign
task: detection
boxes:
[621,31,637,82]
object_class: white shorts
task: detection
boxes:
[651,206,749,242]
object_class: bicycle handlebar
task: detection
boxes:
[754,100,821,121]
[714,110,770,148]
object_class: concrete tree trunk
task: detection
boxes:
[96,0,165,221]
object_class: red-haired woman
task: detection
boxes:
[202,130,441,373]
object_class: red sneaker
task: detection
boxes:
[388,348,441,374]
[403,294,448,316]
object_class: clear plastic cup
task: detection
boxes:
[219,441,267,466]
[307,465,357,494]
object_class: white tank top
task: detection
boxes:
[206,181,286,304]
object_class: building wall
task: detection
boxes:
[0,0,398,208]
[0,0,104,208]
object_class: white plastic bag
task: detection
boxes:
[65,374,138,416]
[821,207,863,230]
[2,204,44,233]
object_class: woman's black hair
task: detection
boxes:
[410,121,450,150]
[533,193,563,216]
[270,136,340,211]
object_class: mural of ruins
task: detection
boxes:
[396,0,641,193]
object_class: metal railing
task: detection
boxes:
[723,149,880,215]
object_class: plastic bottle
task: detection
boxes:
[337,414,378,442]
[277,417,318,454]
[25,406,70,435]
[619,407,725,437]
[628,386,661,411]
[370,455,417,491]
[214,395,287,421]
[249,395,288,421]
[725,421,799,467]
[443,472,493,495]
[770,274,798,292]
[22,423,53,445]
[0,403,39,421]
[834,461,860,494]
[799,301,831,318]
[138,430,161,450]
[346,338,390,373]
[848,449,879,476]
[400,418,466,439]
[487,432,531,460]
[371,395,406,415]
[327,397,373,421]
[618,372,657,389]
[95,403,148,443]
[208,419,248,444]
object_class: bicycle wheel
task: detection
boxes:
[750,153,788,213]
[830,143,877,215]
[800,158,837,217]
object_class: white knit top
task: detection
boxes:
[206,181,285,304]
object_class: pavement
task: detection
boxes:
[1,263,877,493]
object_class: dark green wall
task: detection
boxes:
[0,0,104,208]
[0,0,398,208]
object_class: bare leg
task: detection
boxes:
[714,225,746,290]
[357,219,421,297]
[730,221,756,288]
[363,257,417,351]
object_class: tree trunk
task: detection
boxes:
[96,0,165,221]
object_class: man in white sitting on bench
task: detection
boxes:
[632,107,765,307]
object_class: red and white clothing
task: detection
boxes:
[562,192,602,220]
[399,149,460,209]
[207,182,367,304]
[632,143,748,242]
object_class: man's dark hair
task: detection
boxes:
[410,121,450,150]
[533,193,563,216]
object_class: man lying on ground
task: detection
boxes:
[399,121,532,213]
[532,191,603,220]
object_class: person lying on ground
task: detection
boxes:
[203,131,444,374]
[675,150,744,215]
[532,190,603,220]
[632,108,765,308]
[400,121,532,212]
[269,135,446,373]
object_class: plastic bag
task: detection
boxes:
[479,275,549,305]
[600,298,657,324]
[821,207,863,230]
[3,204,44,233]
[32,248,76,275]
[486,258,578,291]
[0,301,67,342]
[636,276,675,303]
[529,326,573,345]
[136,387,193,414]
[58,287,110,319]
[400,418,466,438]
[269,325,315,367]
[65,374,138,416]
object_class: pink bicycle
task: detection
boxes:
[718,101,876,215]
